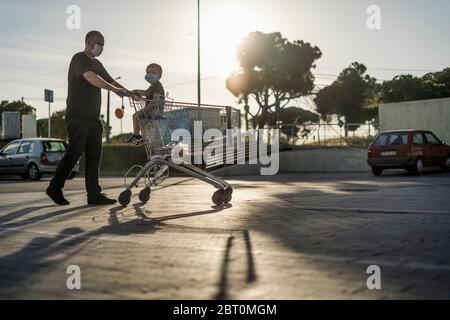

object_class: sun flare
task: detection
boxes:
[202,3,260,73]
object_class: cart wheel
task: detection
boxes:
[118,190,132,206]
[223,187,233,204]
[138,187,151,203]
[212,189,225,205]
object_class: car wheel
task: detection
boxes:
[411,158,424,174]
[441,155,450,172]
[371,166,383,176]
[28,163,42,181]
[68,171,77,179]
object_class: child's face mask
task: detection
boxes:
[145,72,159,84]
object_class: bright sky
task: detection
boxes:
[0,0,449,135]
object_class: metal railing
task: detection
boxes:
[277,121,378,147]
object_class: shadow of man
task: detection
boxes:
[0,227,85,298]
[0,205,91,230]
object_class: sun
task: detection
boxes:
[201,3,260,74]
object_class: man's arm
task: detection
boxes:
[111,80,128,90]
[83,71,125,95]
[94,61,129,93]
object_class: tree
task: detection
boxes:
[255,106,318,125]
[314,62,378,136]
[314,85,340,120]
[380,68,450,103]
[37,109,67,140]
[226,71,253,130]
[255,106,319,143]
[0,100,36,124]
[226,31,322,129]
[433,68,450,92]
[37,110,109,141]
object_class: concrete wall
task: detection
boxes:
[213,148,370,176]
[22,114,37,138]
[379,97,450,143]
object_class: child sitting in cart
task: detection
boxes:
[127,63,165,145]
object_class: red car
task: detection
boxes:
[367,130,450,176]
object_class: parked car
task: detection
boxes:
[367,130,450,176]
[0,138,79,181]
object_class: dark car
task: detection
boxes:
[367,130,450,176]
[0,138,79,181]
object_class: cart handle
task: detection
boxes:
[119,90,140,99]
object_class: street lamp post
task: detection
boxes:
[106,76,121,144]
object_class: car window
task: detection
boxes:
[1,141,21,155]
[373,134,388,146]
[42,141,67,152]
[374,133,408,146]
[29,142,36,153]
[424,133,439,145]
[17,142,31,154]
[412,133,425,145]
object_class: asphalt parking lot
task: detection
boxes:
[0,170,449,299]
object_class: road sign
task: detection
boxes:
[44,89,54,103]
[338,120,345,128]
[44,89,53,137]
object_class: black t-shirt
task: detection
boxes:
[144,81,165,115]
[144,80,165,100]
[66,52,114,121]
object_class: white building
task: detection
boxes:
[379,97,450,143]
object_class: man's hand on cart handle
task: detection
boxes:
[114,88,128,98]
[131,89,146,97]
[83,71,130,97]
[115,89,141,99]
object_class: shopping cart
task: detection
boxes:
[117,93,233,207]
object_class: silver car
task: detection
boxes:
[0,138,79,181]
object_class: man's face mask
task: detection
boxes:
[145,72,159,84]
[91,43,103,57]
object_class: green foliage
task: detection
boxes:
[227,31,322,128]
[314,62,378,134]
[380,68,450,103]
[37,109,109,141]
[37,110,67,140]
[254,107,319,143]
[256,106,319,126]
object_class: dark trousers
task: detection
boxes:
[50,119,103,198]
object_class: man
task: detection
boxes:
[46,30,127,206]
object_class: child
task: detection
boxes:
[127,63,165,145]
